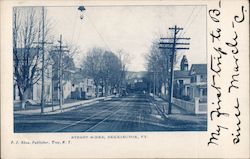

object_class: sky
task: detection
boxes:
[46,5,206,71]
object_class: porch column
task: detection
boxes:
[199,88,203,98]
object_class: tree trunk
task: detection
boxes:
[104,82,108,97]
[164,80,167,96]
[20,89,29,110]
[102,84,105,97]
[95,84,99,98]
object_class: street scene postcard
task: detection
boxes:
[1,0,249,158]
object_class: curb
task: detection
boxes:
[14,96,115,115]
[152,102,169,119]
[45,101,100,115]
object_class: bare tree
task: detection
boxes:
[81,47,104,97]
[117,49,130,94]
[102,51,123,96]
[81,47,126,97]
[13,7,53,109]
[145,37,173,96]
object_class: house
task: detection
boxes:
[171,55,207,114]
[70,68,96,99]
[50,50,77,101]
[51,67,77,101]
[188,64,207,102]
[173,55,190,99]
[173,55,207,102]
[32,64,53,102]
[71,78,96,99]
[173,70,190,98]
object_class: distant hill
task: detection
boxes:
[125,71,147,80]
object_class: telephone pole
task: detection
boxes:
[41,6,45,114]
[159,25,190,114]
[58,35,63,110]
[34,6,53,114]
[33,7,52,114]
[52,35,69,110]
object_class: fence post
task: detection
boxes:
[194,97,200,114]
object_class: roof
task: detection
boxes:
[189,64,207,75]
[174,70,190,78]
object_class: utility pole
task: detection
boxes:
[153,70,156,98]
[40,6,45,114]
[52,35,69,111]
[51,67,54,111]
[33,7,53,114]
[159,25,190,114]
[58,35,63,110]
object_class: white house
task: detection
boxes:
[70,69,96,99]
[188,64,207,102]
[173,55,207,102]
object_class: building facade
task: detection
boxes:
[173,55,207,102]
[188,64,207,102]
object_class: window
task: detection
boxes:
[179,80,183,85]
[201,75,207,82]
[191,76,196,83]
[202,88,207,96]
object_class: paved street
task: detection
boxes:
[14,94,207,132]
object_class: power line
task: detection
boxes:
[70,9,79,43]
[179,6,203,38]
[87,14,113,52]
[178,6,196,37]
[75,17,83,46]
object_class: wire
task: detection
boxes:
[87,14,113,52]
[70,8,78,43]
[179,6,203,38]
[75,17,83,46]
[178,6,196,37]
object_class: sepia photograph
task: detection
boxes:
[13,5,207,132]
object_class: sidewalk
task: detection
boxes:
[14,95,114,115]
[150,94,190,117]
[150,95,207,125]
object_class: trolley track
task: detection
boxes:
[53,99,127,132]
